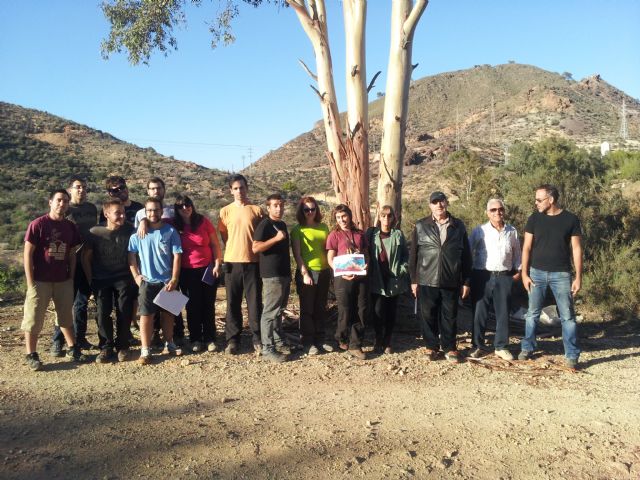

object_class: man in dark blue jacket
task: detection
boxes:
[409,191,472,363]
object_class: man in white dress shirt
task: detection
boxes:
[468,198,522,360]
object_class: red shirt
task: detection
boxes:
[25,214,81,282]
[326,229,367,255]
[177,217,217,268]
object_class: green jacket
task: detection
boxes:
[366,227,410,297]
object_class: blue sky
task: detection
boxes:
[1,0,638,171]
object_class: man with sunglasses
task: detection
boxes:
[468,199,522,360]
[518,184,583,369]
[409,191,472,363]
[100,176,143,225]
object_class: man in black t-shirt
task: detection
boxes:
[518,184,583,368]
[252,194,291,363]
[82,198,137,363]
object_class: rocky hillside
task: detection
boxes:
[250,63,640,201]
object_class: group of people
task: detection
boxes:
[21,172,584,371]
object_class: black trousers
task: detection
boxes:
[333,276,367,349]
[471,270,513,350]
[417,285,459,352]
[180,266,218,344]
[295,269,330,346]
[225,262,262,345]
[371,293,399,347]
[93,277,137,351]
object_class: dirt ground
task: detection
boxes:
[0,290,638,480]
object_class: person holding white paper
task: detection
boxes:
[326,204,369,360]
[128,198,183,365]
[173,194,222,354]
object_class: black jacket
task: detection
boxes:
[409,215,472,288]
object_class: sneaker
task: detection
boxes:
[347,348,367,360]
[262,350,286,363]
[96,349,114,364]
[162,342,183,356]
[50,340,64,357]
[117,349,130,362]
[518,350,532,361]
[138,348,152,365]
[384,346,394,355]
[338,342,349,351]
[444,350,460,363]
[207,342,219,353]
[425,348,438,361]
[276,344,292,355]
[320,343,334,353]
[306,345,320,356]
[468,348,483,359]
[565,357,578,369]
[25,352,43,371]
[191,342,204,353]
[67,345,88,363]
[495,349,514,361]
[225,341,239,355]
[77,338,95,351]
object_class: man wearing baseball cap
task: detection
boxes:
[409,191,472,363]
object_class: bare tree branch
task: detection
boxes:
[412,63,419,72]
[366,70,382,93]
[298,59,318,80]
[404,0,429,35]
[309,84,325,100]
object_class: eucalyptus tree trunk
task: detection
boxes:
[342,0,370,229]
[377,0,428,224]
[288,0,371,229]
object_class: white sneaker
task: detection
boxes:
[495,349,514,361]
[207,342,219,353]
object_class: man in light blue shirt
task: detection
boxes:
[128,197,183,364]
[468,198,522,360]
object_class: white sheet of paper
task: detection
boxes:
[153,288,189,316]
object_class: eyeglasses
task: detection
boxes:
[489,207,505,213]
[303,207,317,213]
[175,204,192,210]
[108,186,125,194]
[534,196,550,203]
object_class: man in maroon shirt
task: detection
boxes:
[22,190,88,371]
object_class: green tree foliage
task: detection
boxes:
[101,0,284,65]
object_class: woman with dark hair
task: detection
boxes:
[174,195,222,353]
[290,196,333,356]
[326,204,369,360]
[366,206,409,354]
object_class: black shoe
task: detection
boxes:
[77,338,95,351]
[50,341,64,357]
[25,352,43,371]
[96,349,114,364]
[67,345,88,363]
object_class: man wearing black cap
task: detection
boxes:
[409,191,472,363]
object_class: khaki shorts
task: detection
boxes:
[21,279,74,334]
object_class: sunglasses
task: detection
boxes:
[108,186,125,194]
[430,199,446,205]
[489,207,505,213]
[175,204,192,210]
[535,196,549,203]
[303,207,317,213]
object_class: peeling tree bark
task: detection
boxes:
[287,0,371,229]
[377,0,428,224]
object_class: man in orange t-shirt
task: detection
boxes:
[218,174,264,355]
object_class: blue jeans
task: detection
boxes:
[521,267,580,359]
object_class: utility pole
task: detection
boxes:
[455,105,460,151]
[503,142,510,166]
[620,99,628,140]
[490,95,496,144]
